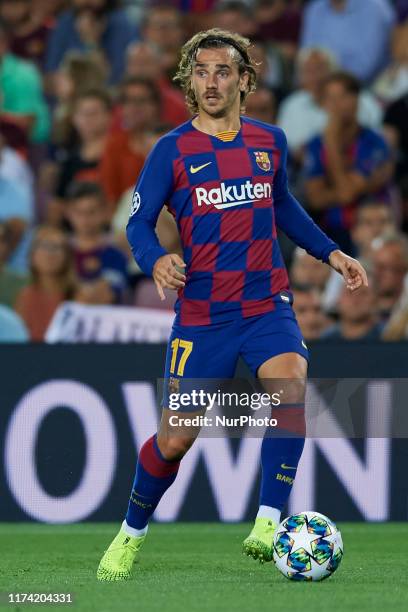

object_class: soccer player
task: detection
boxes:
[97,28,367,581]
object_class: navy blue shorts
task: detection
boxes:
[161,303,309,410]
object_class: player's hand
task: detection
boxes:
[328,249,368,292]
[153,253,186,301]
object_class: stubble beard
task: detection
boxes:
[197,91,241,120]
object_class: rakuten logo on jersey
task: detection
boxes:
[195,180,272,210]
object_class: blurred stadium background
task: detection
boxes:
[1,0,408,531]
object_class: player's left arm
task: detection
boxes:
[273,128,368,291]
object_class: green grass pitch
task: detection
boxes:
[1,523,408,612]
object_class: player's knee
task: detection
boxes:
[158,435,195,461]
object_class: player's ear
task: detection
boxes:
[239,71,249,93]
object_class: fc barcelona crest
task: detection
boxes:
[254,151,271,172]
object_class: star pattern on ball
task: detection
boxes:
[286,521,321,556]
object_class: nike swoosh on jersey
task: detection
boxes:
[281,463,297,470]
[190,162,212,174]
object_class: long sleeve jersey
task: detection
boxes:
[127,117,339,325]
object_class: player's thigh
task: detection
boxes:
[239,306,308,400]
[162,318,239,387]
[159,319,239,444]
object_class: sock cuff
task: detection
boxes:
[138,434,180,477]
[271,404,306,437]
[153,433,181,464]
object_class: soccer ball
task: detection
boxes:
[273,511,343,581]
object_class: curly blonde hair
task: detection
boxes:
[174,28,258,114]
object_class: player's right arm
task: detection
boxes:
[126,136,186,300]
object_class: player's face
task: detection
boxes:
[191,47,249,119]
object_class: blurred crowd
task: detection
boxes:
[1,0,408,342]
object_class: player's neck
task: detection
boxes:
[192,112,241,137]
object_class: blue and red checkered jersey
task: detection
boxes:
[127,117,339,325]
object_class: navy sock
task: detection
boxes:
[125,434,180,529]
[259,403,305,511]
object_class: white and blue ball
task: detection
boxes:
[273,511,343,581]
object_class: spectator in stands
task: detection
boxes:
[290,247,331,291]
[372,19,408,105]
[0,133,34,206]
[0,17,50,144]
[249,41,284,93]
[141,4,184,78]
[125,41,189,127]
[47,89,111,227]
[317,201,397,316]
[383,93,408,188]
[245,85,277,124]
[51,52,108,149]
[0,304,28,341]
[351,201,397,264]
[32,0,69,24]
[65,182,128,304]
[255,0,302,61]
[322,281,383,340]
[56,89,111,198]
[395,0,408,23]
[45,0,138,85]
[0,0,52,68]
[168,0,216,10]
[400,176,408,235]
[277,48,382,157]
[381,284,408,340]
[211,1,256,38]
[303,72,393,254]
[0,174,33,274]
[371,233,408,322]
[14,225,76,341]
[301,0,395,83]
[211,7,287,91]
[0,222,27,309]
[0,111,29,156]
[100,77,160,215]
[292,283,330,340]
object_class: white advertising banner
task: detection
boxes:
[45,302,174,343]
